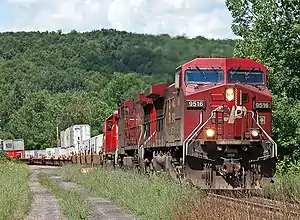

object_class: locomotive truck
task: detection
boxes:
[102,57,277,190]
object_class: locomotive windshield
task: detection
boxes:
[228,70,264,84]
[184,68,224,84]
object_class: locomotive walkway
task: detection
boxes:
[25,166,140,220]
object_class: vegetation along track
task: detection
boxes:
[207,192,300,218]
[27,161,300,217]
[95,163,300,218]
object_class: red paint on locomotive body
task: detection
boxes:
[181,58,272,142]
[103,111,118,155]
[102,57,277,189]
[7,150,23,158]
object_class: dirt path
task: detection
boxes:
[25,165,140,220]
[25,166,66,220]
[50,174,140,220]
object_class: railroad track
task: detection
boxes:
[207,192,300,218]
[19,158,72,166]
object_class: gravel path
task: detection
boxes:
[25,165,140,220]
[25,166,66,220]
[50,174,140,220]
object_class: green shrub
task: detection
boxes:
[276,156,300,175]
[0,161,31,220]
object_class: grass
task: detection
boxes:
[59,164,300,220]
[38,173,91,220]
[59,165,200,220]
[0,156,31,220]
[264,174,300,202]
[172,174,300,220]
[171,196,296,220]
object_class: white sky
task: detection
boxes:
[0,0,235,39]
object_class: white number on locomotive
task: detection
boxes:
[255,102,271,109]
[187,100,205,108]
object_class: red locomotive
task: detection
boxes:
[102,57,277,189]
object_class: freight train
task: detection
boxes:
[23,125,103,159]
[98,57,277,190]
[21,57,277,190]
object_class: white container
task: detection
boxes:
[2,140,14,151]
[13,139,25,151]
[24,150,35,159]
[34,150,47,158]
[46,148,55,159]
[96,134,103,153]
[90,134,103,153]
[53,147,60,158]
[60,148,66,156]
[64,127,71,149]
[1,139,25,151]
[83,139,90,152]
[89,137,95,153]
[60,131,65,149]
[72,124,90,154]
[61,124,91,154]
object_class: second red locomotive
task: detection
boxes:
[102,57,277,189]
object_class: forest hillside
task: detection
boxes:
[0,29,236,149]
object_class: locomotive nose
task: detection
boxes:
[209,85,252,139]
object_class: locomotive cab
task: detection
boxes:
[176,58,277,189]
[102,111,119,164]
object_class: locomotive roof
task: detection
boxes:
[177,57,266,71]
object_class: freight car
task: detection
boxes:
[82,134,103,155]
[102,57,277,190]
[60,124,91,156]
[0,139,25,158]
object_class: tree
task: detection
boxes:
[101,72,152,107]
[6,91,62,149]
[0,29,237,149]
[226,0,300,158]
[226,0,300,98]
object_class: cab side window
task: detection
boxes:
[107,121,113,131]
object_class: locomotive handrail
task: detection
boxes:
[141,131,156,148]
[182,108,277,165]
[250,111,277,157]
[137,124,144,159]
[138,129,156,160]
[183,106,222,165]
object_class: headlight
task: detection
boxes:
[206,128,215,138]
[226,88,234,101]
[251,129,259,137]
